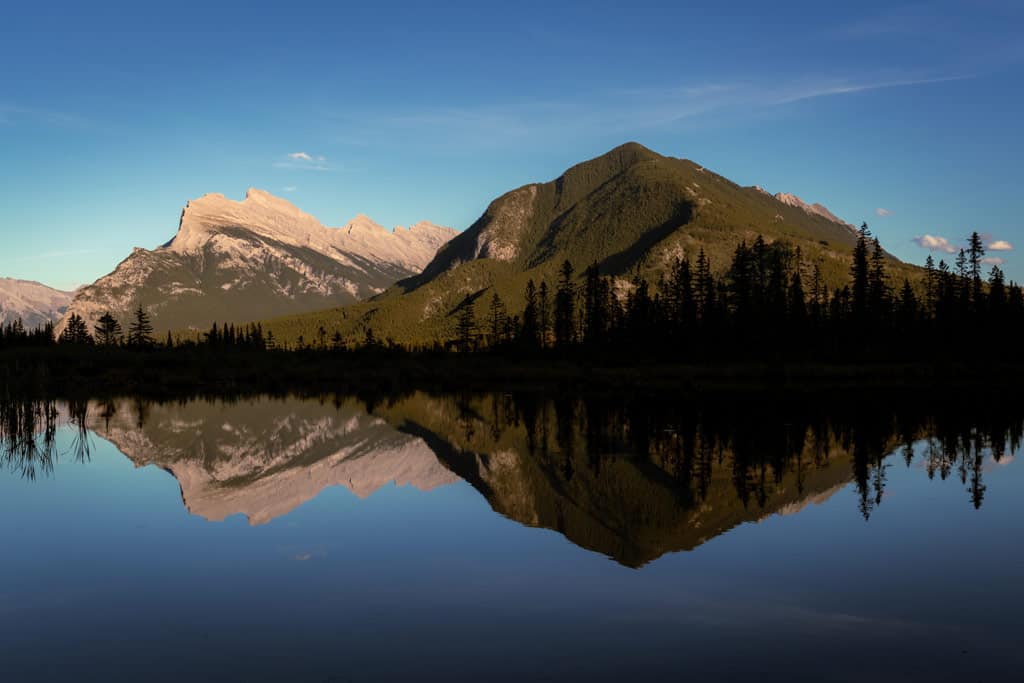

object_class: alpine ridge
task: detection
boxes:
[58,189,455,335]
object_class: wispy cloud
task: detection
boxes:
[0,104,88,129]
[982,256,1006,266]
[274,152,331,171]
[875,208,892,217]
[329,73,972,149]
[988,239,1014,251]
[1,248,102,263]
[282,186,298,193]
[913,234,957,253]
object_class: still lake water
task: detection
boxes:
[1,393,1022,682]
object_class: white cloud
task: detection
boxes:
[982,257,1006,266]
[282,186,298,192]
[912,234,957,253]
[988,240,1014,251]
[275,152,330,171]
[875,208,892,217]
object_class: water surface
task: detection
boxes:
[1,393,1022,682]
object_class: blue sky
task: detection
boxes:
[1,0,1022,290]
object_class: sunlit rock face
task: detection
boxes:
[58,189,456,335]
[0,277,73,329]
[88,397,458,525]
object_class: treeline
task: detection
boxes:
[457,226,1023,360]
[2,227,1021,362]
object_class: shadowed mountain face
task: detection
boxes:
[58,189,456,336]
[4,393,1018,567]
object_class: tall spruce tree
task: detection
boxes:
[94,312,123,346]
[850,223,871,320]
[554,260,576,347]
[127,305,155,348]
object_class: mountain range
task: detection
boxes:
[2,142,918,340]
[56,189,455,335]
[0,278,74,330]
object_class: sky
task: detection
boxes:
[1,0,1022,291]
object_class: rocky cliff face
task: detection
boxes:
[59,189,455,334]
[773,191,856,231]
[0,278,74,329]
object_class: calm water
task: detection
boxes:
[1,393,1022,682]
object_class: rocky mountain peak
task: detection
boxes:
[57,188,457,335]
[773,191,853,228]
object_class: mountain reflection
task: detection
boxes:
[2,393,1021,567]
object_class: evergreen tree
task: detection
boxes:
[850,223,871,320]
[59,314,92,345]
[695,248,715,321]
[487,291,507,346]
[521,279,540,348]
[582,263,611,346]
[554,260,576,347]
[127,305,155,348]
[924,254,937,316]
[868,237,889,320]
[537,281,551,349]
[968,231,985,307]
[456,298,477,351]
[94,312,123,346]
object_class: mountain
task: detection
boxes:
[0,278,74,329]
[261,142,918,345]
[58,189,455,335]
[87,396,458,525]
[772,191,855,229]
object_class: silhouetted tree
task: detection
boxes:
[94,312,123,346]
[554,260,576,347]
[127,305,154,348]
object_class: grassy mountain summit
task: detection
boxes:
[262,142,917,345]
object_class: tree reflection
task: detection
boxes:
[1,391,1021,565]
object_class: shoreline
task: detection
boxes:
[3,347,1023,399]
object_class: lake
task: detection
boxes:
[1,392,1022,682]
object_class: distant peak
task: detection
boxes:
[345,214,387,234]
[774,191,852,228]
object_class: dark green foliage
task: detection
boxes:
[127,306,155,348]
[94,312,123,346]
[554,260,576,347]
[456,298,477,352]
[850,223,871,321]
[58,314,92,345]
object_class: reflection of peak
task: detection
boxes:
[373,394,862,567]
[88,397,457,525]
